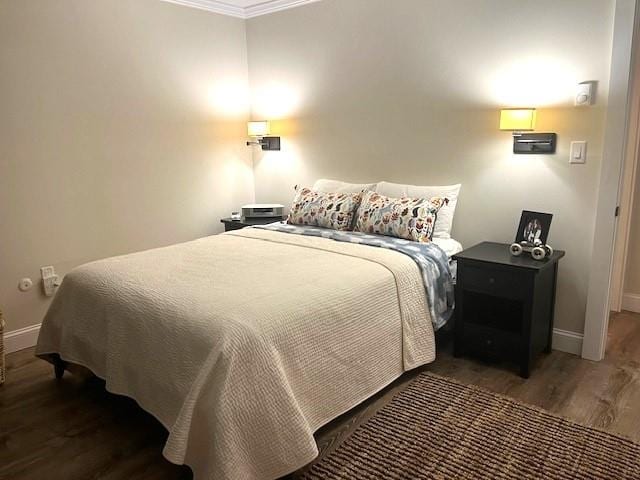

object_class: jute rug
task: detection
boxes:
[299,373,640,479]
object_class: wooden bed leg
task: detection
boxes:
[52,354,66,380]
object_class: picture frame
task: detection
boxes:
[515,210,553,245]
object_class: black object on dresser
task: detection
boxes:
[452,241,565,378]
[220,217,284,232]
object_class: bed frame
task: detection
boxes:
[51,354,67,379]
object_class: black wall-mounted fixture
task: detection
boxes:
[499,109,556,154]
[247,120,281,151]
[246,136,281,151]
[512,133,557,154]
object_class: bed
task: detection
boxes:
[35,181,460,480]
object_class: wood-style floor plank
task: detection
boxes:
[1,311,639,480]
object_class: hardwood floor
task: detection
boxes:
[2,311,640,480]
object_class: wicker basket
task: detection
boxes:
[0,310,5,385]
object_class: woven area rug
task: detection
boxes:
[299,373,640,479]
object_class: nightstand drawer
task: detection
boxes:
[221,217,285,232]
[224,221,246,232]
[462,264,528,299]
[462,324,519,360]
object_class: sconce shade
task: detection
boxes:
[499,109,537,131]
[248,121,270,137]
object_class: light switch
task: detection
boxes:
[570,141,587,164]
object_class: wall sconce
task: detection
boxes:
[246,121,280,151]
[500,108,556,154]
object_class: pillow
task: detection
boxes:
[312,178,377,194]
[375,182,461,239]
[354,190,448,242]
[287,187,363,231]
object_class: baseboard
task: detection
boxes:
[4,323,41,354]
[552,328,584,356]
[622,293,640,313]
[2,323,585,357]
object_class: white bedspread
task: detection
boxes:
[36,228,435,480]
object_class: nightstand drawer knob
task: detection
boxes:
[489,277,496,284]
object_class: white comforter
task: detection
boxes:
[36,228,435,480]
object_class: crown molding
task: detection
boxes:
[244,0,321,18]
[161,0,321,19]
[162,0,245,18]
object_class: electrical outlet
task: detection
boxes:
[41,266,55,278]
[42,275,58,297]
[41,265,59,297]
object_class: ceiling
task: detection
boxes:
[162,0,322,19]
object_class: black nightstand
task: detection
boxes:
[452,242,565,378]
[220,217,285,232]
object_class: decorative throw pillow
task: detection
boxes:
[287,187,363,231]
[375,182,461,239]
[354,191,448,242]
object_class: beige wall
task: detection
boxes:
[625,173,640,294]
[246,0,615,334]
[0,0,254,333]
[0,0,621,337]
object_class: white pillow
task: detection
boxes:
[312,178,377,194]
[374,181,461,239]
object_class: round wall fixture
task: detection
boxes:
[18,278,33,292]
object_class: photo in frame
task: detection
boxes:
[515,210,553,245]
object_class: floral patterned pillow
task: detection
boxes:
[354,191,448,242]
[287,187,363,231]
